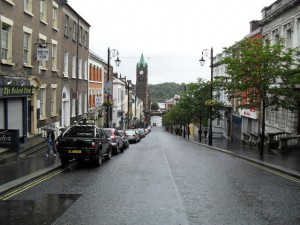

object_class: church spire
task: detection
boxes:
[137,53,147,68]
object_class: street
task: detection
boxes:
[1,127,300,225]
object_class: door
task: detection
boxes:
[27,98,32,134]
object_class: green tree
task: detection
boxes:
[215,38,300,157]
[151,102,159,111]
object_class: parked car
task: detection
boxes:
[56,119,112,166]
[125,129,140,143]
[120,130,130,149]
[103,128,125,155]
[136,128,146,138]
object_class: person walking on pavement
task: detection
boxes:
[47,130,57,157]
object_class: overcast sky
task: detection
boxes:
[68,0,275,84]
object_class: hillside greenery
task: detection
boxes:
[149,82,186,103]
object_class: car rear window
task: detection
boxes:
[63,126,95,137]
[125,130,135,135]
[103,130,111,136]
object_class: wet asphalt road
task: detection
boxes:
[1,127,300,225]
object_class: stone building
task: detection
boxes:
[0,0,90,141]
[260,0,300,135]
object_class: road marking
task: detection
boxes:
[0,167,69,200]
[244,160,300,184]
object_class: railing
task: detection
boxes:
[243,131,300,152]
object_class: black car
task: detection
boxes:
[56,119,112,166]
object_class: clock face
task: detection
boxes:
[139,70,144,75]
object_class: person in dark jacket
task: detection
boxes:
[47,130,57,157]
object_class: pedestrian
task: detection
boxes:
[198,126,202,141]
[47,130,57,157]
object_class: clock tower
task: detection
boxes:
[136,53,150,111]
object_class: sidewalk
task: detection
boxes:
[0,136,61,194]
[179,133,300,177]
[0,131,300,195]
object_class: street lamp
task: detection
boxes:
[105,47,121,128]
[199,47,213,146]
[127,80,131,129]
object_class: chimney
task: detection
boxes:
[250,20,260,32]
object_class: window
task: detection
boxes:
[72,54,76,78]
[79,26,83,44]
[78,92,82,115]
[79,57,82,79]
[272,29,280,44]
[51,87,57,116]
[63,51,69,77]
[1,17,13,64]
[38,87,46,119]
[23,33,30,65]
[83,59,87,80]
[64,15,69,36]
[38,34,47,70]
[52,2,58,30]
[265,107,270,123]
[274,110,279,126]
[40,0,47,23]
[72,21,77,41]
[24,0,33,15]
[84,31,88,47]
[298,19,300,47]
[84,92,87,113]
[286,28,292,49]
[72,98,76,117]
[51,39,57,71]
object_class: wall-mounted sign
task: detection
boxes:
[95,96,102,107]
[0,86,32,97]
[37,48,49,61]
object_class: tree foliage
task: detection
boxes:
[151,102,159,111]
[216,38,300,111]
[215,38,300,156]
[149,82,186,103]
[162,78,222,129]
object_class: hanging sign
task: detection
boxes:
[37,48,49,61]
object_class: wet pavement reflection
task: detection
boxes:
[0,194,81,225]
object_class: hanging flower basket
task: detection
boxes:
[103,100,112,106]
[205,100,218,107]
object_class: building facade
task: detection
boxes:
[260,0,300,135]
[0,0,90,142]
[88,50,105,127]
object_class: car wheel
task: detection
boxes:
[61,158,69,166]
[94,153,102,167]
[120,143,125,153]
[105,146,112,160]
[113,145,119,155]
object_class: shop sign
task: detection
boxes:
[0,129,20,152]
[240,108,258,119]
[0,86,32,97]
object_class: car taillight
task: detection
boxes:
[91,141,96,148]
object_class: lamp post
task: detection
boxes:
[105,47,121,128]
[127,80,131,129]
[199,47,213,146]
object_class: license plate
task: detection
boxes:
[68,150,81,153]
